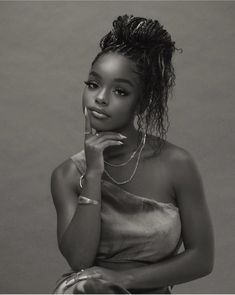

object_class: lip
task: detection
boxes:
[88,107,109,117]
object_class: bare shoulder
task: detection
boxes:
[160,140,204,199]
[51,157,82,197]
[148,135,195,166]
[149,135,201,187]
[162,140,195,167]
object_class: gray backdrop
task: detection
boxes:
[0,1,234,293]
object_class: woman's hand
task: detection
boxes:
[65,266,126,288]
[81,266,125,285]
[84,106,127,175]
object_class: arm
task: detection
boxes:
[121,149,214,289]
[51,160,102,271]
[51,107,126,272]
[81,149,214,289]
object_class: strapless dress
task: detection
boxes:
[53,150,182,294]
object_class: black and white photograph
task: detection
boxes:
[0,1,234,293]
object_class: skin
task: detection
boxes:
[82,52,144,161]
[51,52,214,291]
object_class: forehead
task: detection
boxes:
[90,52,139,84]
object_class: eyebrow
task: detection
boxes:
[89,70,135,88]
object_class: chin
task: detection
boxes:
[91,117,129,133]
[91,123,117,132]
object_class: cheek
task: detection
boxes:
[114,102,138,122]
[126,98,139,115]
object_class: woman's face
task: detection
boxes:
[82,52,142,132]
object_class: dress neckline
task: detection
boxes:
[71,150,179,211]
[101,178,179,211]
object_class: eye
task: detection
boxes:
[114,87,129,97]
[84,80,99,89]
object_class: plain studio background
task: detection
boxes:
[0,1,234,293]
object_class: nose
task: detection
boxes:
[95,87,109,105]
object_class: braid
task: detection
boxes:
[91,14,182,154]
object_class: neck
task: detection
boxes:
[103,126,144,161]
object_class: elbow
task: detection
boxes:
[186,247,214,279]
[60,243,93,272]
[59,238,81,271]
[67,260,85,272]
[201,259,214,276]
[194,251,215,278]
[59,238,95,272]
[60,249,84,272]
[63,252,91,272]
[201,246,215,277]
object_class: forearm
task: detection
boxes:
[60,171,102,271]
[123,249,213,290]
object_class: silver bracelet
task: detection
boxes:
[78,195,99,205]
[79,173,85,188]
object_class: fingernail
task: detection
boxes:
[119,134,127,138]
[65,278,75,286]
[118,141,124,144]
[85,107,87,115]
[78,275,88,280]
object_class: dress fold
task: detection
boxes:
[53,150,182,294]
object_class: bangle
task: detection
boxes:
[79,173,85,188]
[78,195,99,205]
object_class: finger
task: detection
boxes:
[65,275,82,288]
[90,133,126,144]
[64,271,83,288]
[95,131,127,138]
[100,140,124,150]
[84,106,93,139]
[55,277,75,291]
[64,278,77,288]
[65,273,101,287]
[88,273,102,279]
[77,273,102,281]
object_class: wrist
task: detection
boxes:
[85,170,103,179]
[80,171,102,189]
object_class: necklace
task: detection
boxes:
[104,132,145,167]
[104,133,146,185]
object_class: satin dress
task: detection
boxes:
[53,150,182,294]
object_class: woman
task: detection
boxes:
[51,15,214,294]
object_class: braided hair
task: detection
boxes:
[91,14,182,154]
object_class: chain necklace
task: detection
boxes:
[104,133,146,185]
[104,132,145,167]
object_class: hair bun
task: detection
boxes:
[101,14,175,51]
[93,14,180,152]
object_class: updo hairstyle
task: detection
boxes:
[91,14,182,153]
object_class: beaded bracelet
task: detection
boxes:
[78,195,99,205]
